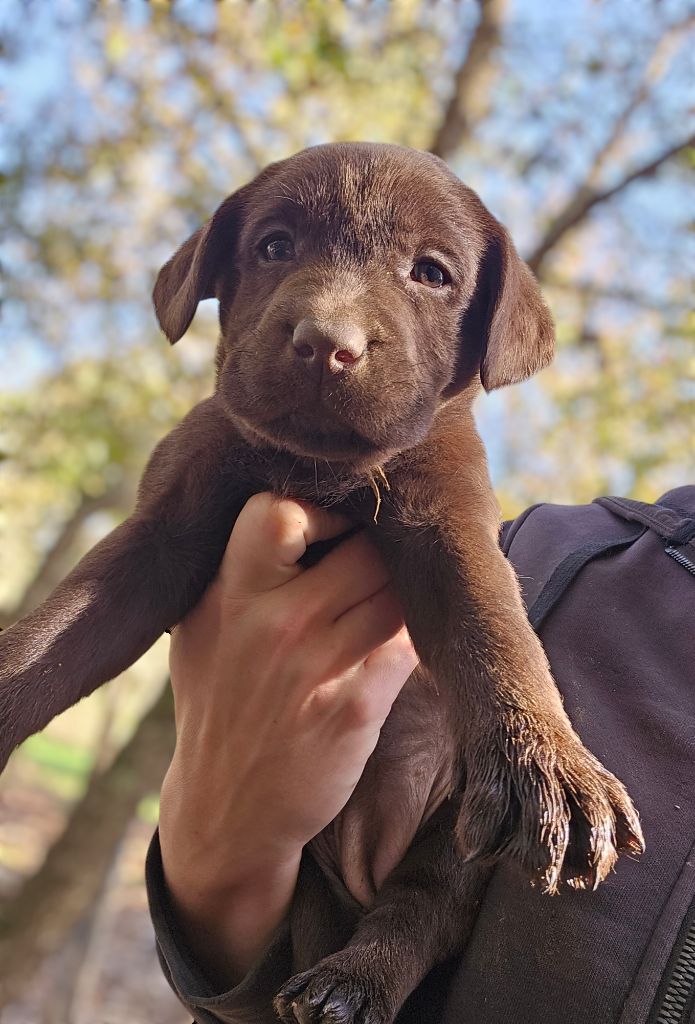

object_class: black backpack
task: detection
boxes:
[430,485,695,1024]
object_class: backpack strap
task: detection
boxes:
[503,485,695,633]
[594,495,695,545]
[525,527,644,631]
[595,489,695,580]
[501,501,644,631]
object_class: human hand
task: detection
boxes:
[158,493,418,980]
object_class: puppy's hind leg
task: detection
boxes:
[275,802,489,1024]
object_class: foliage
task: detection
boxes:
[2,0,692,522]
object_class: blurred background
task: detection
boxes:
[0,0,693,1020]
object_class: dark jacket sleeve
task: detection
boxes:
[146,830,293,1024]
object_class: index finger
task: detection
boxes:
[220,492,353,596]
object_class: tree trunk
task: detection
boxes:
[1,486,127,628]
[0,681,175,1009]
[430,0,507,160]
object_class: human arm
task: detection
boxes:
[154,492,418,998]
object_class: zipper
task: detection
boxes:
[665,544,695,577]
[650,897,695,1023]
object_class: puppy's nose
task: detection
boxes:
[292,319,367,381]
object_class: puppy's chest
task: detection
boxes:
[230,445,384,515]
[309,668,458,909]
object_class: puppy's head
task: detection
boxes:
[154,143,553,468]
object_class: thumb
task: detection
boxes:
[220,493,353,597]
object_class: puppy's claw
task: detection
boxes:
[275,952,395,1024]
[455,714,644,892]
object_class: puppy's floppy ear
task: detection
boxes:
[462,219,555,392]
[153,164,279,344]
[481,226,555,390]
[153,196,237,344]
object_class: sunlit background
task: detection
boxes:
[0,1,693,1020]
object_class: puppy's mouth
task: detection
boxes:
[238,410,383,463]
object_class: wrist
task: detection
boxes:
[161,840,301,926]
[158,770,303,987]
[159,756,303,895]
[159,811,302,907]
[162,842,301,986]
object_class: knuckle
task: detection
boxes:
[236,493,307,560]
[228,493,275,554]
[345,537,390,584]
[241,491,276,523]
[374,587,404,625]
[305,685,336,720]
[263,497,307,549]
[341,689,382,730]
[340,531,375,564]
[265,608,305,648]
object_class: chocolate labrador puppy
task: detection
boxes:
[0,143,643,1023]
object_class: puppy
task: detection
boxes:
[0,143,643,1023]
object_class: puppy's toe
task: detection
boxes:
[274,953,394,1024]
[455,714,644,892]
[561,760,644,891]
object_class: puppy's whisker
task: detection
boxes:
[281,456,300,494]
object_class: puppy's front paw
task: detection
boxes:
[456,712,644,893]
[274,950,395,1024]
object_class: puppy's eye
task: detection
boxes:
[262,236,295,262]
[411,261,449,288]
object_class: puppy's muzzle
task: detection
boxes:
[292,318,367,384]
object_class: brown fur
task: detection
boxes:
[0,143,643,1024]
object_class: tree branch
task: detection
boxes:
[430,0,507,160]
[544,274,687,315]
[527,134,694,276]
[573,13,695,194]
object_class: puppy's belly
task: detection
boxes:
[309,668,457,908]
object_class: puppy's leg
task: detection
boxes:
[370,414,643,892]
[0,398,248,770]
[275,804,487,1024]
